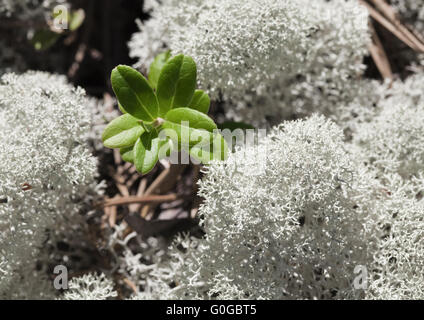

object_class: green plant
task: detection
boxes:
[102,52,228,174]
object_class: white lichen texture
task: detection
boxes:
[131,115,374,299]
[365,180,424,300]
[0,71,99,298]
[349,72,424,299]
[129,0,369,125]
[62,273,118,300]
[354,72,424,179]
[1,0,423,301]
[49,73,424,301]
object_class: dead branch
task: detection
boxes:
[99,194,179,208]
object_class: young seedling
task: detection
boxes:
[102,52,228,174]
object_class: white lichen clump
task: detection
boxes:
[1,0,422,301]
[349,72,424,299]
[129,0,369,125]
[129,99,424,300]
[50,73,424,301]
[62,273,118,300]
[365,182,424,300]
[0,71,99,298]
[134,115,372,299]
[354,72,424,179]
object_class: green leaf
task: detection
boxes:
[161,121,212,149]
[111,65,158,121]
[31,30,61,51]
[148,51,171,90]
[188,133,228,163]
[161,108,217,148]
[187,90,210,114]
[158,138,173,160]
[217,121,255,131]
[102,114,145,148]
[165,108,217,132]
[120,146,134,163]
[69,9,85,31]
[118,102,127,114]
[134,130,161,174]
[156,54,197,116]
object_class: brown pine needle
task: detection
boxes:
[369,0,424,52]
[108,205,117,227]
[100,194,179,208]
[129,178,148,212]
[123,278,138,294]
[360,0,424,52]
[141,164,187,218]
[368,22,393,80]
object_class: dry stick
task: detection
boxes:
[113,148,122,166]
[144,166,171,196]
[116,152,136,184]
[108,205,117,227]
[369,0,395,20]
[368,22,393,80]
[129,178,147,212]
[410,23,424,44]
[123,278,138,294]
[139,178,147,195]
[101,206,111,229]
[141,164,187,218]
[125,169,141,190]
[108,166,129,196]
[122,161,133,172]
[369,0,424,52]
[101,194,179,208]
[140,167,171,218]
[190,165,203,219]
[360,0,422,52]
[112,149,131,197]
[102,151,130,225]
